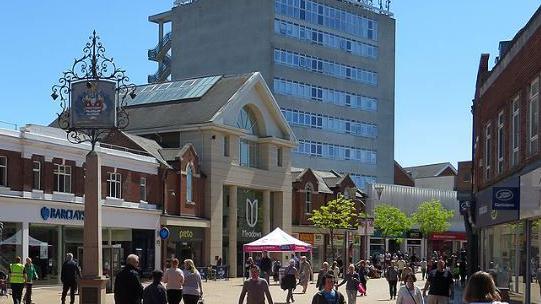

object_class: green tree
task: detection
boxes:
[412,200,454,256]
[309,194,359,261]
[373,204,411,251]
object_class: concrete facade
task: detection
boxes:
[124,73,296,274]
[150,0,396,189]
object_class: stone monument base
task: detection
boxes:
[79,277,108,304]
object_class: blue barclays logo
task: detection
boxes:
[40,207,84,221]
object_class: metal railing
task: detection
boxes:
[148,32,172,61]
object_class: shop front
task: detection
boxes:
[405,230,423,258]
[297,232,324,267]
[0,196,161,285]
[477,176,524,302]
[164,226,206,266]
[428,231,466,256]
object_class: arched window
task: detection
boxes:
[236,106,259,135]
[304,183,313,214]
[186,165,193,203]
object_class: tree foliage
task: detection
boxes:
[373,204,411,239]
[309,194,359,230]
[412,200,454,236]
[309,195,359,260]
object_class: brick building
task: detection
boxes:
[472,6,541,303]
[291,167,366,267]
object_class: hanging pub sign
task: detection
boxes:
[70,80,116,129]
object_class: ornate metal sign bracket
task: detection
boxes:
[51,30,137,151]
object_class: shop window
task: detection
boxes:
[305,183,313,214]
[54,164,71,193]
[32,161,41,190]
[511,96,520,166]
[139,177,147,202]
[0,156,6,187]
[497,111,504,174]
[485,123,492,180]
[186,165,193,203]
[107,172,122,199]
[240,139,258,168]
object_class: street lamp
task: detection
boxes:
[51,31,136,304]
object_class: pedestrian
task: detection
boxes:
[114,254,143,304]
[423,259,453,304]
[385,263,399,300]
[8,256,25,304]
[163,258,184,304]
[331,261,340,286]
[311,272,345,304]
[336,256,344,277]
[316,262,330,290]
[61,253,81,304]
[298,256,312,293]
[459,261,467,287]
[0,269,7,296]
[245,257,255,279]
[357,260,368,296]
[401,265,413,285]
[23,258,38,304]
[272,258,281,283]
[182,259,203,304]
[260,252,273,284]
[143,270,167,304]
[420,258,428,281]
[337,264,361,304]
[397,257,406,282]
[396,273,424,304]
[463,271,507,304]
[239,265,273,304]
[281,259,297,304]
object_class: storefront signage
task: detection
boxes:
[159,227,170,240]
[299,233,314,245]
[70,80,116,129]
[429,232,466,241]
[238,189,263,242]
[358,218,375,236]
[492,187,519,210]
[406,230,422,239]
[40,206,84,221]
[179,230,194,240]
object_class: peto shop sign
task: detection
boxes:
[40,206,84,221]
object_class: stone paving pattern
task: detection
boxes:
[0,273,465,304]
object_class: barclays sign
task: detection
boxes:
[492,187,519,210]
[40,207,84,221]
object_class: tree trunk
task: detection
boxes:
[330,229,335,262]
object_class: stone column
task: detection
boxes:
[263,190,271,235]
[22,222,29,262]
[79,151,107,304]
[228,186,238,277]
[208,183,224,266]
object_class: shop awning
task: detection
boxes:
[243,227,312,253]
[0,231,49,247]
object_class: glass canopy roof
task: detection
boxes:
[129,75,222,106]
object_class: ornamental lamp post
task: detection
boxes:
[51,31,136,304]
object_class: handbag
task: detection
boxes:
[357,283,366,294]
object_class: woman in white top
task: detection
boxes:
[162,258,184,304]
[396,273,424,304]
[463,271,507,304]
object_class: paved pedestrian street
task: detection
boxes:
[1,273,466,304]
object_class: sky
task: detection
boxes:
[0,1,539,168]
